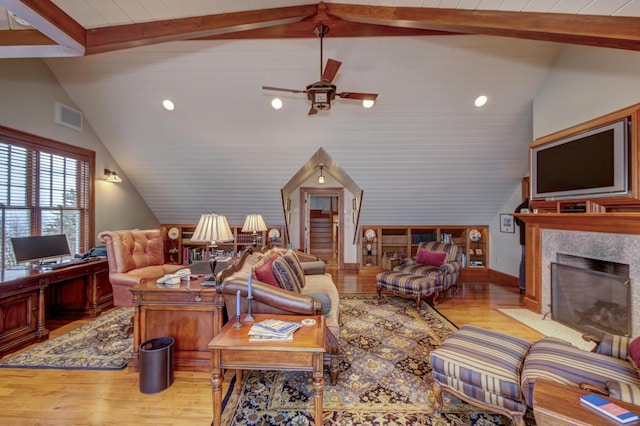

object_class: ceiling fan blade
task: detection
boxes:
[321,59,342,84]
[337,92,379,101]
[262,86,306,94]
[308,106,318,115]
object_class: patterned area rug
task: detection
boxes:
[222,295,536,425]
[0,307,134,370]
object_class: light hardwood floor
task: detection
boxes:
[0,268,542,425]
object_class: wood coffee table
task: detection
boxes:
[208,313,326,426]
[533,379,640,425]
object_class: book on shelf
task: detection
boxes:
[580,393,639,424]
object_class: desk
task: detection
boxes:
[128,276,225,372]
[208,313,325,426]
[533,379,640,426]
[0,259,111,357]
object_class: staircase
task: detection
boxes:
[309,209,335,265]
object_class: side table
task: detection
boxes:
[208,313,325,425]
[129,276,225,372]
[533,379,640,425]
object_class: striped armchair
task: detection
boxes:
[393,241,463,294]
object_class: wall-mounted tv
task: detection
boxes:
[531,118,631,201]
[10,234,71,264]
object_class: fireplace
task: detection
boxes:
[541,229,640,337]
[551,253,630,337]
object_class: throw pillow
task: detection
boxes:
[252,253,280,287]
[628,336,640,377]
[606,381,640,404]
[416,249,447,267]
[283,250,306,288]
[272,257,302,293]
[305,291,332,315]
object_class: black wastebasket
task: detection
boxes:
[139,336,175,394]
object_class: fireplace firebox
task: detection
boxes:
[551,253,630,337]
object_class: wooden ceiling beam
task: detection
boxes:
[85,5,318,55]
[0,28,53,46]
[326,4,640,51]
[197,2,455,40]
[4,1,640,57]
[0,0,85,55]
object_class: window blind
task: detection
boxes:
[0,126,94,268]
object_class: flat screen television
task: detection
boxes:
[531,118,631,201]
[10,234,71,264]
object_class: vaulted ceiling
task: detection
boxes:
[2,1,640,227]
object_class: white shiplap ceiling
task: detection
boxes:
[2,1,640,228]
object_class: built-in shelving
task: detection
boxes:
[358,225,489,272]
[162,224,284,265]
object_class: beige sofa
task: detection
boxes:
[217,247,340,385]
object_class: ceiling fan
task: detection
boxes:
[262,25,379,115]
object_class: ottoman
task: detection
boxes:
[429,325,534,426]
[376,270,441,309]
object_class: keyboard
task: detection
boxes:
[46,259,84,269]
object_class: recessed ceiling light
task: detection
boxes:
[362,99,375,109]
[162,99,175,111]
[271,98,283,110]
[475,95,488,107]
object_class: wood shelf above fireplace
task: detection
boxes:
[514,213,640,235]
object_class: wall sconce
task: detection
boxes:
[104,168,122,183]
[318,164,325,184]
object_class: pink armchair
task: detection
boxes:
[98,229,183,307]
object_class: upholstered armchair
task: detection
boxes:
[98,229,183,307]
[394,241,463,294]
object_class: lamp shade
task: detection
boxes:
[191,213,234,244]
[242,214,267,233]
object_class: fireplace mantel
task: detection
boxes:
[514,213,640,313]
[515,213,640,235]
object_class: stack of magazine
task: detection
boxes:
[249,319,302,342]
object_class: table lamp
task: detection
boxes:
[242,214,267,247]
[190,212,234,284]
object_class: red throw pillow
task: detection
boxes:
[253,253,280,287]
[416,249,447,267]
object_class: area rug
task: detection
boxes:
[221,295,536,425]
[0,307,134,370]
[499,308,595,351]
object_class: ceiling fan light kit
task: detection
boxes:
[262,25,379,115]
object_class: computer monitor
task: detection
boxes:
[10,234,71,264]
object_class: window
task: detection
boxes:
[0,126,94,268]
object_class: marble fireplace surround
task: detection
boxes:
[518,213,640,338]
[541,229,639,337]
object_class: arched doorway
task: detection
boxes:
[301,188,343,267]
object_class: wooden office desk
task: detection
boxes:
[0,259,111,357]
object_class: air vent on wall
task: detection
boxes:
[55,102,83,131]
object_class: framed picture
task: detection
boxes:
[500,213,515,233]
[475,248,483,255]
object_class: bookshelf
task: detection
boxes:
[162,224,284,265]
[359,225,489,273]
